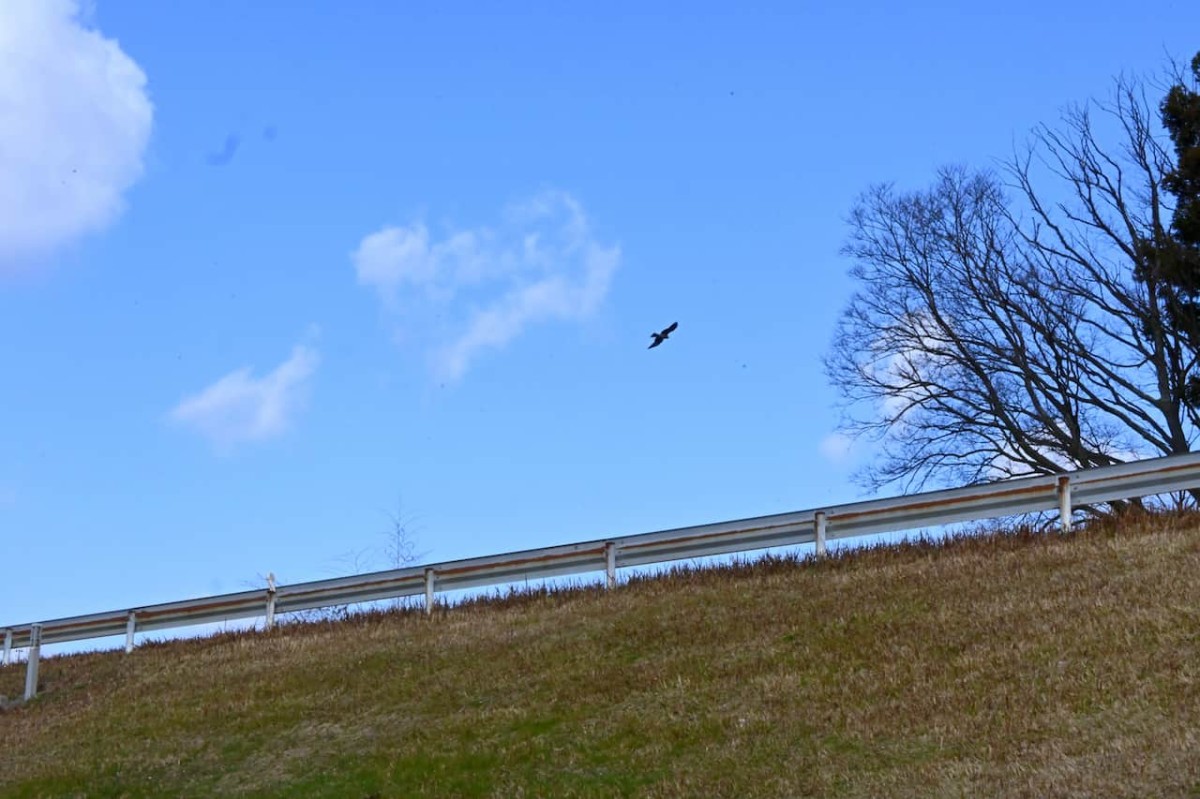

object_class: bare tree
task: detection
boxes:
[827,68,1200,495]
[372,498,428,611]
[318,497,428,615]
[379,498,427,571]
[330,497,428,575]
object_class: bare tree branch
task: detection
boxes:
[827,66,1199,499]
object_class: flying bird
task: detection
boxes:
[648,321,678,349]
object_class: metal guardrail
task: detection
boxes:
[6,451,1200,701]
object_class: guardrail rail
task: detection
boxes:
[7,451,1200,701]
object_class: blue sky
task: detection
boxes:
[2,0,1198,638]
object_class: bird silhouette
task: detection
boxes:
[648,321,678,349]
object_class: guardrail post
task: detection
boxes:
[125,611,137,654]
[1057,476,1072,534]
[814,512,827,559]
[604,542,617,590]
[265,572,277,631]
[3,629,10,666]
[424,568,436,617]
[24,624,42,701]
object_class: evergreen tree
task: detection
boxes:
[1151,52,1200,402]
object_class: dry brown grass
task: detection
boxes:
[3,514,1200,797]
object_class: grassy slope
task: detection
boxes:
[3,516,1200,798]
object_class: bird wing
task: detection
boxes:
[662,321,678,335]
[648,338,662,349]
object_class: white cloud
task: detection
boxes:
[986,437,1151,481]
[352,224,437,297]
[819,432,855,465]
[0,0,153,270]
[169,346,319,451]
[352,190,619,381]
